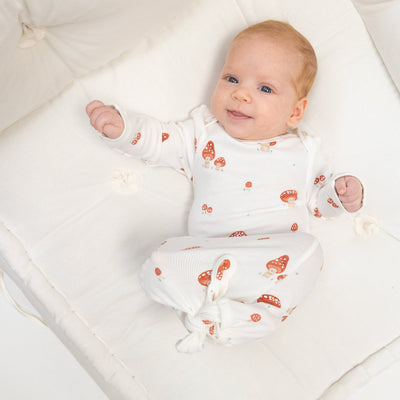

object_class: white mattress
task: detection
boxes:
[1,0,399,399]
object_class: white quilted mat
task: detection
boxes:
[0,0,399,399]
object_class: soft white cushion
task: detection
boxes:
[0,0,191,132]
[0,0,399,399]
[352,0,400,91]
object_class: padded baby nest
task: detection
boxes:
[0,0,399,399]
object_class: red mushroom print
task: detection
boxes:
[251,313,261,322]
[291,223,298,232]
[314,177,320,185]
[202,204,208,213]
[281,306,296,321]
[202,141,215,168]
[214,157,226,170]
[131,132,141,145]
[263,255,289,278]
[216,259,231,280]
[198,270,212,286]
[314,208,322,218]
[162,132,169,142]
[229,230,247,237]
[280,190,298,207]
[154,267,164,281]
[257,294,281,308]
[327,198,339,208]
[244,181,253,191]
[207,207,213,214]
[277,274,287,281]
[182,246,202,251]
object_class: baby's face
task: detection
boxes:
[211,35,307,140]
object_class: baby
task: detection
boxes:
[87,20,363,352]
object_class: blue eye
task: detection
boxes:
[226,76,238,84]
[260,86,272,94]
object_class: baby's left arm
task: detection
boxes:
[334,175,363,213]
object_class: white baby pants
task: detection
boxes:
[141,232,323,353]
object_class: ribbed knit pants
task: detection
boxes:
[141,232,323,353]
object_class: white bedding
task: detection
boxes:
[1,0,399,399]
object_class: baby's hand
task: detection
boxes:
[86,100,125,139]
[334,175,363,213]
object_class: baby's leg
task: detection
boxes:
[140,233,323,352]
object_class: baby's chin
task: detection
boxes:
[223,125,279,141]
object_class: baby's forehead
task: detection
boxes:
[226,35,303,70]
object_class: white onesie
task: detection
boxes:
[104,105,348,352]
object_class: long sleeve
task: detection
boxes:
[102,106,197,179]
[305,135,349,219]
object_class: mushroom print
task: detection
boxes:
[263,255,289,278]
[229,231,247,237]
[314,208,322,218]
[202,141,215,168]
[314,175,326,186]
[244,181,252,191]
[131,132,141,145]
[162,132,170,142]
[181,246,202,251]
[201,204,213,215]
[154,267,164,281]
[214,157,226,170]
[327,198,339,208]
[291,223,298,232]
[198,270,212,286]
[257,294,281,308]
[280,190,298,207]
[250,313,261,322]
[281,306,297,322]
[216,259,231,280]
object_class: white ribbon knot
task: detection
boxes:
[176,255,235,353]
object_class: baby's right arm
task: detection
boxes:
[86,100,125,139]
[86,100,198,180]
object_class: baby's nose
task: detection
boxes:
[232,88,251,103]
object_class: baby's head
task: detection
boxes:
[211,20,317,140]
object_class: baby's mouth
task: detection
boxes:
[227,109,251,120]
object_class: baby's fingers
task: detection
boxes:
[334,177,347,195]
[86,100,105,117]
[90,107,117,131]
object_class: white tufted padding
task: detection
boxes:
[18,23,46,48]
[351,0,400,91]
[0,0,399,399]
[0,0,195,132]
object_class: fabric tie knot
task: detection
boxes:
[176,255,235,353]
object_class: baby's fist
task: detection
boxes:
[86,100,125,139]
[334,175,363,213]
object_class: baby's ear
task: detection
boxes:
[287,97,308,127]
